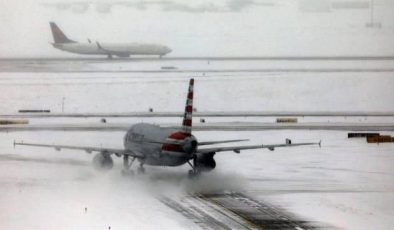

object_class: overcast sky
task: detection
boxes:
[0,0,393,57]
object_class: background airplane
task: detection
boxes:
[49,22,172,58]
[15,79,320,177]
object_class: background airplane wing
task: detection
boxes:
[13,141,144,158]
[196,140,321,154]
[96,41,129,57]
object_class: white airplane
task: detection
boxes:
[15,79,320,177]
[49,22,172,58]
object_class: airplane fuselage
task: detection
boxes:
[53,42,172,57]
[124,123,195,166]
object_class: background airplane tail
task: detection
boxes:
[49,22,75,44]
[182,78,194,135]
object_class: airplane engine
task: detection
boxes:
[183,137,198,154]
[92,152,114,170]
[195,152,216,172]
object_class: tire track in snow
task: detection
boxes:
[160,192,321,229]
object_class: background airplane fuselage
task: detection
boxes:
[124,123,193,166]
[53,42,171,57]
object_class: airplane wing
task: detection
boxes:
[196,139,321,154]
[198,139,249,145]
[13,141,144,158]
[96,41,129,57]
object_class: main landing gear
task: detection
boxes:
[187,155,200,179]
[137,162,145,174]
[121,155,135,176]
[121,155,145,176]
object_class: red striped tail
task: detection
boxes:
[182,78,194,134]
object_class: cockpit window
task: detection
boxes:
[130,132,144,142]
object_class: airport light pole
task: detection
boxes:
[62,97,65,113]
[371,0,374,22]
[366,0,381,28]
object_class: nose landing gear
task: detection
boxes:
[121,155,135,176]
[121,155,146,176]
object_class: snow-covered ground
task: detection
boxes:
[1,72,393,114]
[0,59,393,229]
[1,130,393,229]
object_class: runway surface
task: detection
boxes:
[1,56,394,73]
[3,68,394,73]
[1,122,393,132]
[2,111,394,118]
[2,56,394,61]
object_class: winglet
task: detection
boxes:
[182,78,194,135]
[96,41,103,50]
[13,140,22,148]
[318,140,322,148]
[285,138,292,145]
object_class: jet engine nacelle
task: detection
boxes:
[183,137,198,154]
[92,152,114,170]
[195,152,216,172]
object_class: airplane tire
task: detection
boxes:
[137,167,145,174]
[188,170,200,179]
[121,169,134,177]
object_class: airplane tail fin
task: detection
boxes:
[49,22,75,44]
[182,78,194,135]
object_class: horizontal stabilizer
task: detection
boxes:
[137,138,248,146]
